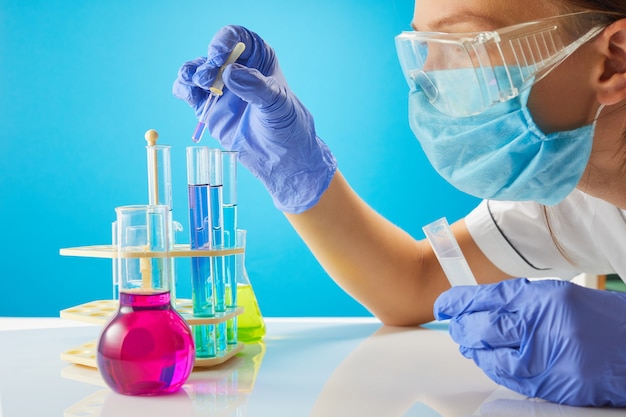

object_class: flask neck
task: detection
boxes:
[119,290,171,308]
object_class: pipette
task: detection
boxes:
[192,42,246,143]
[422,217,477,287]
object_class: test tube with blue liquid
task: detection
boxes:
[422,217,477,287]
[222,151,238,345]
[186,146,217,358]
[207,148,227,352]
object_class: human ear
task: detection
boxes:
[593,19,626,106]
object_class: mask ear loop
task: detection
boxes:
[592,103,606,126]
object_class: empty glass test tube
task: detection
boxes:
[111,220,119,299]
[187,146,217,358]
[146,141,178,303]
[422,217,477,287]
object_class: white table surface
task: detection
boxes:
[0,317,623,417]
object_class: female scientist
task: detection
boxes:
[173,0,626,407]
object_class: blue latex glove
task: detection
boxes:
[172,25,337,214]
[434,278,626,407]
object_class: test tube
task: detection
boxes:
[207,148,227,352]
[146,137,178,303]
[222,151,238,345]
[422,217,477,286]
[187,146,216,358]
[146,144,172,210]
[111,221,119,300]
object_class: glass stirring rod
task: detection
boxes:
[192,42,246,143]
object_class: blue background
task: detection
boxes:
[0,0,479,317]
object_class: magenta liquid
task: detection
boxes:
[97,291,195,396]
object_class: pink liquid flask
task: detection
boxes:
[99,205,195,396]
[97,290,194,395]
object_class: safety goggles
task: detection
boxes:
[395,12,613,117]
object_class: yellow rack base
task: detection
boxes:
[60,299,243,326]
[60,299,245,368]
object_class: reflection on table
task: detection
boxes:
[1,318,624,416]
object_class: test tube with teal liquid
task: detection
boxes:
[186,146,216,358]
[222,151,238,345]
[207,148,227,352]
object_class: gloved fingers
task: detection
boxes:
[460,345,537,382]
[223,63,286,110]
[433,285,480,320]
[175,57,206,85]
[191,65,222,91]
[191,26,252,90]
[434,278,531,320]
[172,57,210,107]
[448,310,522,349]
[187,25,276,93]
[205,25,275,75]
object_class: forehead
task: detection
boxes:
[412,0,563,32]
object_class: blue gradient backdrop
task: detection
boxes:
[0,0,479,317]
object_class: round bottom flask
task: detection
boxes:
[97,290,194,395]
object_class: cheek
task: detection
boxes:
[527,57,597,134]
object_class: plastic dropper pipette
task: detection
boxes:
[192,42,246,143]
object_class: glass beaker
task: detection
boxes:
[235,229,266,342]
[97,205,195,396]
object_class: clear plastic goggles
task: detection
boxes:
[395,12,612,117]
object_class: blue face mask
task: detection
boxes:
[408,68,597,206]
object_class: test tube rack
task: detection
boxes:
[59,129,248,369]
[59,244,245,368]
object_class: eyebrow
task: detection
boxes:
[411,11,505,32]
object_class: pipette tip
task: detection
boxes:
[192,121,206,143]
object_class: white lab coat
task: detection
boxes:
[465,189,626,281]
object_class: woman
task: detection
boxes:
[173,0,626,407]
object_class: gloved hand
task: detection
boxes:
[434,277,626,407]
[172,25,337,213]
